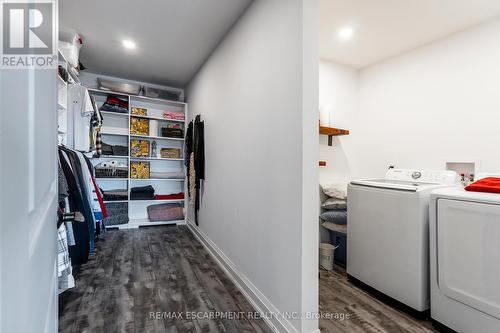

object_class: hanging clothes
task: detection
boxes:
[57,160,75,294]
[189,153,196,204]
[68,85,102,153]
[57,223,75,294]
[185,115,205,225]
[59,146,102,264]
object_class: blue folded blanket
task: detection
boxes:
[320,210,347,224]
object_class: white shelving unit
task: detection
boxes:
[57,50,82,145]
[57,51,68,144]
[88,88,187,229]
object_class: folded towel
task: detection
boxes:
[155,193,184,200]
[101,188,128,201]
[465,177,500,194]
[112,145,128,156]
[130,185,155,200]
[131,185,155,194]
[322,198,347,210]
[150,171,185,179]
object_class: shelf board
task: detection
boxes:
[103,200,129,203]
[129,134,184,142]
[108,219,185,229]
[100,111,129,117]
[129,199,185,203]
[58,50,67,63]
[57,75,67,87]
[94,155,129,159]
[131,114,185,123]
[319,126,350,146]
[129,219,185,227]
[88,88,131,99]
[131,95,186,107]
[87,88,186,107]
[101,131,129,137]
[129,178,185,181]
[96,177,184,181]
[130,156,183,161]
[319,126,349,136]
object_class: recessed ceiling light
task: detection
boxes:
[122,39,136,49]
[338,26,354,41]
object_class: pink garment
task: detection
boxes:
[163,111,185,120]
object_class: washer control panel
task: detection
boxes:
[386,169,459,185]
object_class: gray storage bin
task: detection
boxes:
[144,86,181,101]
[103,202,129,226]
[97,78,141,95]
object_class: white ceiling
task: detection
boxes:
[60,0,252,87]
[320,0,500,68]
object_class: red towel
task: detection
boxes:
[465,177,500,194]
[155,193,185,200]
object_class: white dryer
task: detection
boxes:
[347,169,459,312]
[430,188,500,333]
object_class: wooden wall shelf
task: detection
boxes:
[319,126,349,146]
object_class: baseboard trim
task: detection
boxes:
[186,218,302,333]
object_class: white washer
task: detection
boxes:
[430,187,500,332]
[347,168,459,312]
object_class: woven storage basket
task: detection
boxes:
[95,167,128,178]
[160,148,181,159]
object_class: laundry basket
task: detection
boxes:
[319,243,338,271]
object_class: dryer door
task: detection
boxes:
[437,199,500,319]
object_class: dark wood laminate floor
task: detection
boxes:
[59,226,273,333]
[319,265,439,333]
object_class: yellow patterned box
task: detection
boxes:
[130,117,149,135]
[130,139,150,157]
[131,107,147,116]
[130,161,150,179]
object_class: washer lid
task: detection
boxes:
[432,188,500,205]
[350,179,438,192]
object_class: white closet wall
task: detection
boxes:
[186,0,319,332]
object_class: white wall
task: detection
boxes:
[186,1,319,332]
[318,60,358,184]
[320,18,500,181]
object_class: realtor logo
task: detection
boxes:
[1,1,56,68]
